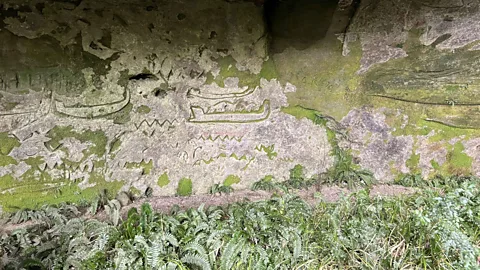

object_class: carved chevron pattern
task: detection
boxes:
[196,135,243,142]
[134,119,178,129]
[193,153,254,166]
[38,161,95,173]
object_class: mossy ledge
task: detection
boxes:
[0,174,123,212]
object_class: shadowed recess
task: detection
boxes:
[264,0,339,53]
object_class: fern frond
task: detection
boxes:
[162,232,179,247]
[64,256,83,270]
[255,245,269,266]
[147,239,164,269]
[207,208,224,220]
[113,248,129,270]
[133,235,149,249]
[67,235,88,253]
[239,242,254,264]
[292,233,302,260]
[107,200,122,226]
[85,219,111,237]
[194,222,210,235]
[181,253,211,270]
[141,203,154,223]
[220,237,244,270]
[184,241,208,258]
[91,232,110,251]
[206,229,229,245]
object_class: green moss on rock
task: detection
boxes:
[223,175,241,187]
[275,38,363,120]
[281,105,318,122]
[0,155,17,167]
[45,126,108,158]
[206,57,278,88]
[262,175,274,182]
[255,144,277,160]
[0,173,123,212]
[128,186,142,196]
[109,103,133,125]
[136,105,151,114]
[157,172,170,188]
[109,138,122,154]
[364,29,480,108]
[2,102,19,111]
[406,153,420,174]
[125,160,153,175]
[365,28,480,138]
[0,132,20,155]
[290,164,304,180]
[0,133,20,167]
[177,178,192,196]
[23,156,45,167]
[447,142,472,175]
[431,160,440,171]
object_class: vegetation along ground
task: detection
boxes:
[1,172,480,270]
[1,119,479,269]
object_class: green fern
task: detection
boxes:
[184,241,208,257]
[209,184,234,195]
[182,253,211,270]
[220,236,247,269]
[4,181,480,269]
[20,258,46,270]
[251,176,283,192]
[325,145,376,189]
[146,239,163,269]
[111,199,123,224]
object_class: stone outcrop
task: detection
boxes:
[1,0,480,211]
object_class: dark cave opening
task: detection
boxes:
[263,0,340,54]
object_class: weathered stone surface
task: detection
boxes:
[341,108,414,181]
[2,0,480,211]
[343,0,480,180]
[0,0,332,211]
[268,0,480,182]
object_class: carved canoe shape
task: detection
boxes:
[54,89,130,118]
[188,87,256,100]
[189,99,270,123]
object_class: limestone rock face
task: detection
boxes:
[0,0,332,210]
[2,0,480,211]
[270,0,480,182]
[341,0,480,180]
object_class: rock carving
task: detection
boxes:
[189,99,271,123]
[54,89,130,118]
